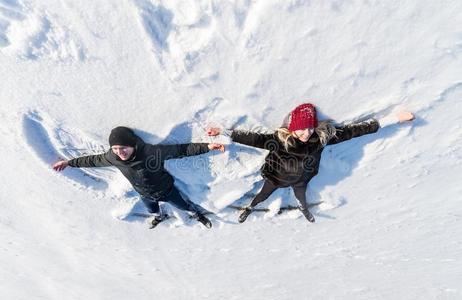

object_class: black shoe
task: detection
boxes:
[149,214,168,229]
[238,207,252,223]
[300,208,315,223]
[196,213,212,229]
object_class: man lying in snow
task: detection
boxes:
[53,126,225,229]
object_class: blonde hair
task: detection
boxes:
[276,120,337,150]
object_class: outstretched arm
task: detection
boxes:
[151,143,224,161]
[327,119,380,145]
[207,127,275,150]
[52,152,113,171]
[327,111,415,145]
[231,130,276,150]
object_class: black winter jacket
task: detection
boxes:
[230,119,380,187]
[68,137,210,199]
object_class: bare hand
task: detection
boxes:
[53,160,69,172]
[397,111,415,123]
[208,143,225,152]
[207,127,221,136]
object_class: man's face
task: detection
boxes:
[111,145,135,161]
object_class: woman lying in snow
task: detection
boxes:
[207,103,415,223]
[52,126,225,229]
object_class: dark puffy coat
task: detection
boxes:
[68,137,210,199]
[231,119,380,187]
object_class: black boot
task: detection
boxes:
[238,207,253,223]
[300,208,315,223]
[196,213,212,229]
[149,214,169,229]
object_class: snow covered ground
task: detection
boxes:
[1,0,462,299]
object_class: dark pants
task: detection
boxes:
[249,180,310,211]
[141,187,199,216]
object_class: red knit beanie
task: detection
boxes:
[287,103,318,131]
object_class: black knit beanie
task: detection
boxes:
[108,126,137,147]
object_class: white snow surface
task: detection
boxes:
[2,0,462,299]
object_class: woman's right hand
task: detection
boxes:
[53,160,69,172]
[207,127,222,136]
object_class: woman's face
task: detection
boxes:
[293,128,314,142]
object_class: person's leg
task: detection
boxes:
[165,187,199,213]
[165,187,212,228]
[291,181,309,211]
[248,180,279,208]
[291,181,315,222]
[141,196,167,229]
[239,180,279,223]
[140,196,161,215]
